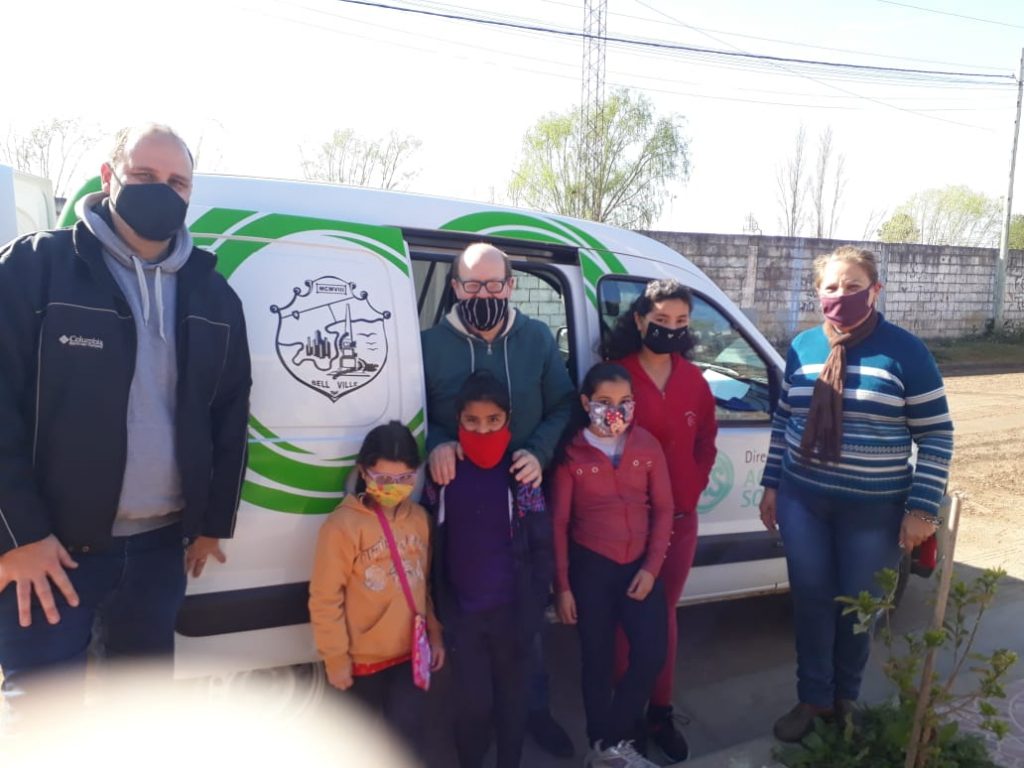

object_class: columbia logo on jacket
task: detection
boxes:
[58,334,104,350]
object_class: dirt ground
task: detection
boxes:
[943,372,1024,579]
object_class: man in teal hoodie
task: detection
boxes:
[422,243,574,488]
[421,242,576,757]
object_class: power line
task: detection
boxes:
[539,0,1012,73]
[632,0,997,131]
[877,0,1024,31]
[330,0,1017,85]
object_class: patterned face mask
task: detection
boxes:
[642,321,692,356]
[456,297,508,332]
[587,400,635,437]
[364,478,415,508]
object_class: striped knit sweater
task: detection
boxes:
[760,316,953,516]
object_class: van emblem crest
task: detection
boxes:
[271,276,390,402]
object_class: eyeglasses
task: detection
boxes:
[364,469,418,485]
[456,278,510,295]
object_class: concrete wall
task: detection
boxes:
[642,232,1024,345]
[511,274,566,337]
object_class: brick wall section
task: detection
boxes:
[511,275,565,337]
[642,232,1024,345]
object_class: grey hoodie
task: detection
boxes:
[78,192,191,535]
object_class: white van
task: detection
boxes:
[58,175,788,679]
[0,165,56,245]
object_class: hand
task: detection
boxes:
[430,637,446,672]
[428,441,463,485]
[511,449,542,488]
[556,590,577,624]
[186,536,226,578]
[0,535,79,627]
[627,569,655,601]
[899,512,937,553]
[327,662,354,691]
[759,488,778,533]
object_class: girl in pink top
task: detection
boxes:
[551,362,672,768]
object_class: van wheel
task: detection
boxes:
[202,662,327,715]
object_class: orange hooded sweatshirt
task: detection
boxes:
[309,494,441,678]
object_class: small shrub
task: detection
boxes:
[775,567,1017,768]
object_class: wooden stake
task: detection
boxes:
[904,493,962,768]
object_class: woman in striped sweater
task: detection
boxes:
[759,245,953,743]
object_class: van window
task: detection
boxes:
[597,277,772,422]
[411,253,574,372]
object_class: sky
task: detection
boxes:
[2,0,1023,240]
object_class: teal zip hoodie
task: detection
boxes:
[421,307,575,469]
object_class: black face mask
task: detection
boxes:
[642,321,692,355]
[457,297,508,332]
[111,172,188,242]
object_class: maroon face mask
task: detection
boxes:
[819,286,874,327]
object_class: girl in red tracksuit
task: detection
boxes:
[552,362,673,768]
[603,278,718,761]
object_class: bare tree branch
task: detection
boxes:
[1,118,100,199]
[300,129,421,191]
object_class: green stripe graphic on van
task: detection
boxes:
[439,211,626,307]
[241,408,425,514]
[241,481,343,516]
[200,213,411,279]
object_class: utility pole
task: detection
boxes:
[994,48,1023,330]
[581,0,607,221]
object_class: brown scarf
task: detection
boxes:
[800,310,880,463]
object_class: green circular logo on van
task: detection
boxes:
[697,453,734,515]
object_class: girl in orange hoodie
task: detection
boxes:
[309,420,444,753]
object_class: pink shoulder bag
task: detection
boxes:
[372,503,432,691]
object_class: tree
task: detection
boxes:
[886,185,1001,248]
[1,118,99,198]
[775,125,808,237]
[810,126,846,238]
[861,207,890,241]
[1009,213,1024,250]
[300,129,421,191]
[878,211,920,243]
[508,89,690,229]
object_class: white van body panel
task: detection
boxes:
[0,165,56,245]
[56,174,789,677]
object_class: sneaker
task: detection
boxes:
[585,740,660,768]
[528,709,574,758]
[772,702,833,743]
[647,705,689,762]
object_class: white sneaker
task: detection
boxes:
[584,740,659,768]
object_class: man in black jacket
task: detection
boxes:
[0,124,251,709]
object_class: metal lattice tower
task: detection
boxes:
[581,0,607,219]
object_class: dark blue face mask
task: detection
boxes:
[110,170,188,242]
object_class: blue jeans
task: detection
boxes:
[777,480,903,708]
[0,524,188,714]
[528,630,549,714]
[570,543,666,746]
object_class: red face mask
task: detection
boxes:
[458,424,512,469]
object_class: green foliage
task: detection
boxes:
[508,88,690,228]
[775,702,999,768]
[884,185,1001,248]
[1009,214,1024,250]
[778,567,1018,768]
[878,211,921,243]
